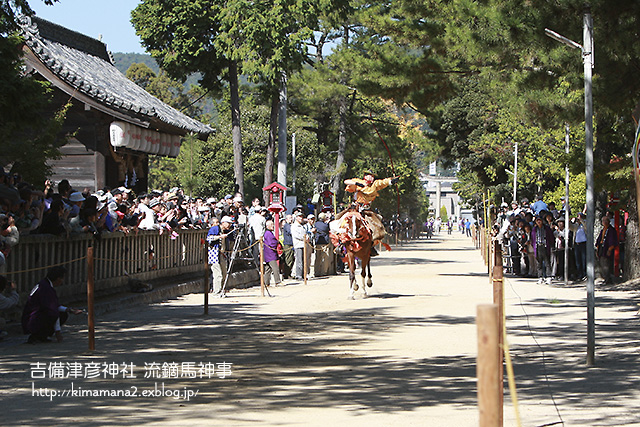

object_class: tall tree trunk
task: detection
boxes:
[331,96,347,199]
[264,91,278,205]
[624,195,640,281]
[229,60,244,196]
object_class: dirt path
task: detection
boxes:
[1,233,639,426]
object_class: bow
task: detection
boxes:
[370,113,401,217]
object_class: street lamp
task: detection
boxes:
[545,8,595,366]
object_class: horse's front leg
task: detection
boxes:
[361,260,368,297]
[366,261,373,288]
[348,254,357,299]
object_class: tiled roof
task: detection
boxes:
[19,15,214,136]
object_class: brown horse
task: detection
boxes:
[333,211,375,299]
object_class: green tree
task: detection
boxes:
[131,0,346,196]
[124,62,210,192]
[439,205,448,222]
[1,0,68,184]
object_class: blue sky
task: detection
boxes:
[30,0,146,54]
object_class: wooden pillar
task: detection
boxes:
[477,304,501,427]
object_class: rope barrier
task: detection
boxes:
[501,274,522,427]
[6,255,88,275]
[95,245,203,263]
[504,275,564,427]
[220,239,260,254]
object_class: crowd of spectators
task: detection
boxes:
[0,171,348,274]
[496,194,622,285]
[0,171,280,268]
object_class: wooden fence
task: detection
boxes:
[3,229,207,302]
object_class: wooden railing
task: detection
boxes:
[4,229,208,302]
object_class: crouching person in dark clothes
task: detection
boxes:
[21,266,82,343]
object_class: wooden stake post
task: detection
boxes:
[492,240,504,427]
[87,246,95,351]
[260,238,265,296]
[303,238,308,285]
[477,304,501,427]
[203,243,209,315]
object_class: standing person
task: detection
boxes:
[248,197,262,218]
[522,223,536,277]
[553,219,567,280]
[280,214,294,279]
[21,266,83,343]
[570,212,587,281]
[595,216,618,284]
[304,214,317,278]
[206,217,228,296]
[314,212,330,246]
[532,216,554,285]
[291,212,306,280]
[248,207,267,265]
[37,199,69,236]
[532,194,548,216]
[262,219,282,287]
[138,194,159,230]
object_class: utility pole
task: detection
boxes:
[545,7,595,365]
[583,9,595,367]
[564,124,571,286]
[513,139,518,202]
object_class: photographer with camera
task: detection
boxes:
[206,216,234,297]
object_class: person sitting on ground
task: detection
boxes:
[0,275,20,339]
[21,266,83,343]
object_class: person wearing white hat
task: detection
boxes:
[248,207,267,265]
[291,212,306,280]
[138,197,160,230]
[206,217,231,296]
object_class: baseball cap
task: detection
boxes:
[221,216,233,224]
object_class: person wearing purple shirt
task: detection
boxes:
[21,266,82,343]
[531,216,554,284]
[262,219,282,287]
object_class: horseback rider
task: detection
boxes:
[340,171,399,256]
